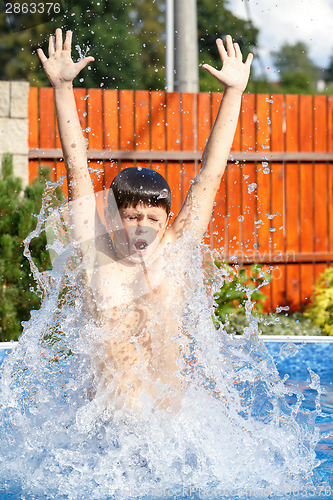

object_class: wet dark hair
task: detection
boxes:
[108,167,171,215]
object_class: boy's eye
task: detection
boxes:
[149,218,158,222]
[126,216,137,220]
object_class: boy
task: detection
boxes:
[37,29,252,412]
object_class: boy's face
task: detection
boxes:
[110,202,169,264]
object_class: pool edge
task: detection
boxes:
[1,336,333,350]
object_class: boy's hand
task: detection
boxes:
[202,35,253,94]
[37,28,94,88]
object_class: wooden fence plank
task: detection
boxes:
[285,95,301,311]
[227,92,242,261]
[211,93,227,254]
[151,91,166,178]
[256,94,271,309]
[241,93,256,261]
[270,94,286,311]
[134,89,150,175]
[104,89,119,190]
[181,93,196,201]
[329,96,333,259]
[165,92,181,219]
[299,95,314,310]
[119,89,135,173]
[256,94,271,255]
[87,89,104,223]
[313,95,328,284]
[197,92,212,248]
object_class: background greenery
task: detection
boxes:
[0,0,331,93]
[211,261,321,337]
[305,266,333,336]
[0,155,55,341]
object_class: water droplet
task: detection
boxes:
[238,215,244,222]
[247,183,257,194]
[157,189,169,200]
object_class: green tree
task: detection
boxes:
[0,155,56,340]
[130,0,260,91]
[0,22,48,84]
[55,0,147,89]
[327,54,333,81]
[0,0,147,88]
[271,41,320,93]
[1,0,259,91]
[197,0,258,91]
[130,0,166,90]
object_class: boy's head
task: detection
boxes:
[106,167,172,263]
[108,166,171,215]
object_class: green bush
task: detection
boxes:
[0,154,59,341]
[211,259,320,336]
[224,311,320,336]
[212,260,270,326]
[305,266,333,336]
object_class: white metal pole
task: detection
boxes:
[165,0,174,92]
[174,0,199,93]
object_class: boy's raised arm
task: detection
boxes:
[169,36,253,241]
[37,28,97,245]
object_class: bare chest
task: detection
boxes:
[85,251,178,325]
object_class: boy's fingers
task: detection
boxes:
[234,43,242,60]
[245,52,254,68]
[202,63,220,80]
[64,30,72,54]
[75,56,95,73]
[55,28,63,52]
[37,48,47,64]
[48,35,55,56]
[216,38,227,62]
[225,35,235,57]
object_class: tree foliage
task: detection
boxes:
[0,155,56,341]
[56,0,148,89]
[197,0,258,91]
[0,0,259,90]
[327,54,333,81]
[212,261,270,327]
[271,41,320,93]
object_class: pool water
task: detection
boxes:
[0,340,332,500]
[265,341,333,498]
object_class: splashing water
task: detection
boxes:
[0,179,322,499]
[157,188,169,200]
[75,44,92,61]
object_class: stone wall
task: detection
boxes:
[0,81,30,187]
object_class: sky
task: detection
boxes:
[228,0,333,80]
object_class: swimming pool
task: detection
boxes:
[0,337,332,500]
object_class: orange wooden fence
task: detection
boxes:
[28,88,333,313]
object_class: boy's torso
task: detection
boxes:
[81,235,187,410]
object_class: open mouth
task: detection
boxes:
[133,240,149,253]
